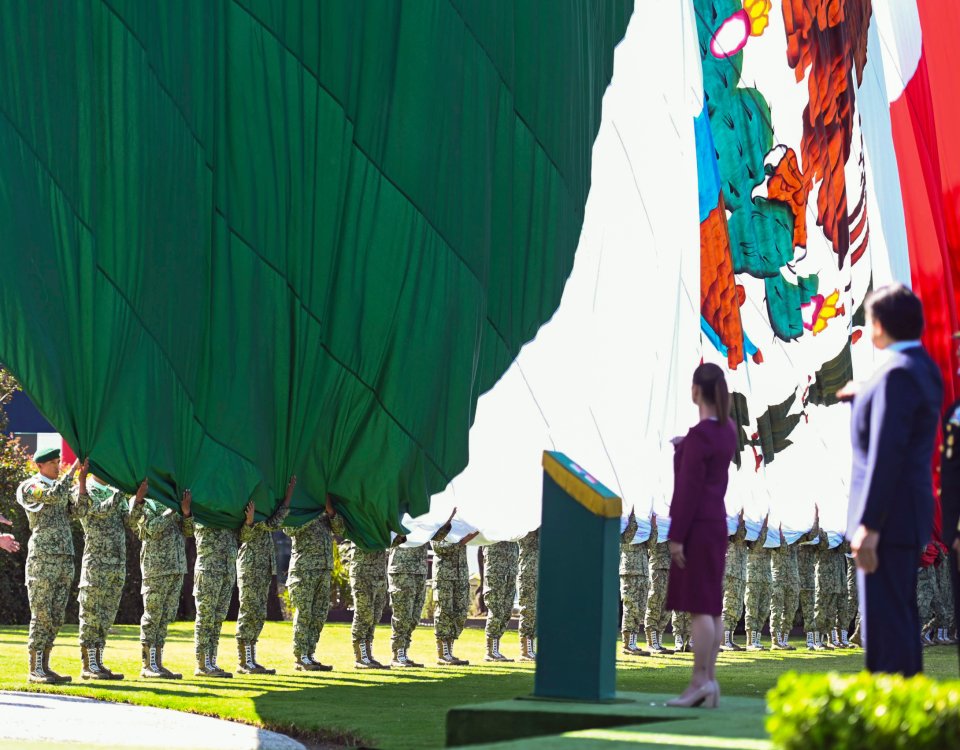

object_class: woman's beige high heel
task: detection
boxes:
[666,682,717,708]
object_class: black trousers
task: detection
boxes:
[860,543,924,677]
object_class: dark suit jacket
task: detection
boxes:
[847,346,943,547]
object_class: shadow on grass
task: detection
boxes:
[250,664,536,749]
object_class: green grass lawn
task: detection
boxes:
[0,622,957,749]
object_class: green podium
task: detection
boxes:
[534,450,622,702]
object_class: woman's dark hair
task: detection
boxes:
[693,363,731,421]
[864,284,924,341]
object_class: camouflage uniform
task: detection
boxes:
[917,562,938,634]
[721,522,748,632]
[797,543,818,632]
[671,610,691,643]
[193,522,239,657]
[936,556,956,635]
[17,472,88,652]
[517,529,539,639]
[388,545,429,651]
[130,500,193,648]
[769,524,816,641]
[284,512,344,659]
[236,504,289,644]
[814,537,846,636]
[619,519,650,636]
[483,541,519,640]
[433,539,471,641]
[842,547,859,634]
[78,483,128,650]
[645,538,672,634]
[341,542,388,643]
[744,527,771,637]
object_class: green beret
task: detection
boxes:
[33,447,60,464]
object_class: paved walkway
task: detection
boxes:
[0,691,306,750]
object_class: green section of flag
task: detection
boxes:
[0,0,630,546]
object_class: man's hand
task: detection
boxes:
[180,489,192,517]
[283,475,297,507]
[447,507,458,525]
[77,459,90,495]
[134,479,149,505]
[669,541,686,569]
[0,513,12,527]
[836,381,859,402]
[245,501,256,526]
[459,531,480,546]
[325,493,335,517]
[851,524,880,574]
[0,533,19,554]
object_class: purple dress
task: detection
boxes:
[665,419,737,616]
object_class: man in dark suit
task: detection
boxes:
[845,285,943,676]
[940,333,960,672]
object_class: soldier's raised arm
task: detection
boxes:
[264,476,296,530]
[70,459,91,518]
[179,489,194,538]
[240,500,257,543]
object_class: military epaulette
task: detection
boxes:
[22,478,46,498]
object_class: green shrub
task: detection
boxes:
[767,671,960,750]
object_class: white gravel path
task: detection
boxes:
[0,691,307,750]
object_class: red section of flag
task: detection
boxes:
[890,54,957,406]
[918,1,960,335]
[61,440,76,465]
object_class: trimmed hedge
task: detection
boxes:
[767,671,960,749]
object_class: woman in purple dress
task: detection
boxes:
[665,363,736,708]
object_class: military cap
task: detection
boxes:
[33,447,60,464]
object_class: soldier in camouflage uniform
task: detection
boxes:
[846,550,862,647]
[342,538,390,668]
[387,539,432,669]
[619,510,650,657]
[517,528,540,661]
[18,450,86,684]
[645,515,674,654]
[433,527,480,665]
[193,505,241,678]
[235,477,294,675]
[483,539,520,661]
[671,610,692,653]
[77,473,137,680]
[720,513,747,651]
[934,545,956,644]
[389,513,454,667]
[798,535,819,649]
[814,532,846,650]
[744,516,771,651]
[284,494,344,671]
[836,542,857,648]
[769,510,818,651]
[917,553,938,646]
[130,485,194,679]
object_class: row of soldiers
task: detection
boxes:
[617,507,957,655]
[15,448,542,684]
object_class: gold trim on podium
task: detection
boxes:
[541,452,621,519]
